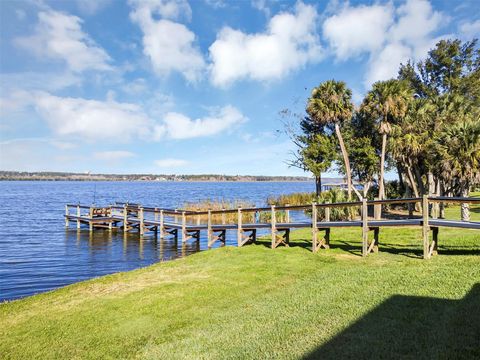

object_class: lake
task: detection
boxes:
[0,181,314,301]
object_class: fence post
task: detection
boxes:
[325,202,330,222]
[237,207,242,247]
[222,208,226,225]
[362,198,368,257]
[422,195,430,259]
[312,203,318,252]
[271,205,276,249]
[285,204,290,223]
[374,197,381,220]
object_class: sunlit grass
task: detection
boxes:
[1,201,479,359]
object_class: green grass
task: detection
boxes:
[1,203,480,359]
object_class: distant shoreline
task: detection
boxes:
[0,171,317,182]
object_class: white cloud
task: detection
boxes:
[13,92,245,142]
[364,43,411,86]
[323,3,394,60]
[323,0,447,87]
[94,151,135,160]
[251,0,271,17]
[32,92,152,141]
[460,20,480,38]
[209,1,322,87]
[154,158,189,168]
[129,0,205,82]
[15,10,112,72]
[155,105,247,139]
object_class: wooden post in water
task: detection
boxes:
[139,207,144,235]
[312,202,318,252]
[181,211,187,243]
[270,205,276,249]
[76,205,81,229]
[123,204,128,233]
[89,207,93,232]
[422,195,430,259]
[362,198,368,257]
[237,207,242,247]
[65,205,69,227]
[159,210,165,238]
[207,210,213,248]
[174,209,179,224]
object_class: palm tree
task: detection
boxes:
[435,119,480,221]
[361,80,412,199]
[306,80,355,199]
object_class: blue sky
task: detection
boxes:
[0,0,478,177]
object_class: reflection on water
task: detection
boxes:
[0,181,313,301]
[65,229,205,262]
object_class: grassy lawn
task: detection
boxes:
[1,202,479,359]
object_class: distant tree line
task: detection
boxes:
[286,39,480,220]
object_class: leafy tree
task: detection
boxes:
[360,79,413,199]
[306,80,355,199]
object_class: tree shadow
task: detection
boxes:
[303,283,480,359]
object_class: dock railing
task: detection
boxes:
[65,195,480,259]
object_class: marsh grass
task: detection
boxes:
[183,199,288,223]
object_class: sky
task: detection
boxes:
[0,0,479,177]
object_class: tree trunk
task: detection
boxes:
[379,133,387,200]
[461,186,470,222]
[335,123,352,200]
[439,180,446,219]
[315,174,322,197]
[397,163,405,194]
[414,166,425,195]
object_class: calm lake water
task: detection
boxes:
[0,181,313,301]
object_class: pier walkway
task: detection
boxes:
[65,196,480,259]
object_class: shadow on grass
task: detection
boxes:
[253,237,479,258]
[303,283,480,359]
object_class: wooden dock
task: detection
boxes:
[65,196,480,259]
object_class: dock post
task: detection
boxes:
[237,207,242,246]
[123,204,128,232]
[271,205,276,249]
[182,211,187,243]
[159,210,165,238]
[139,207,144,235]
[207,210,213,248]
[362,198,368,257]
[88,206,93,232]
[374,197,381,220]
[65,205,69,227]
[422,195,430,259]
[76,205,81,229]
[174,209,179,224]
[312,203,318,252]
